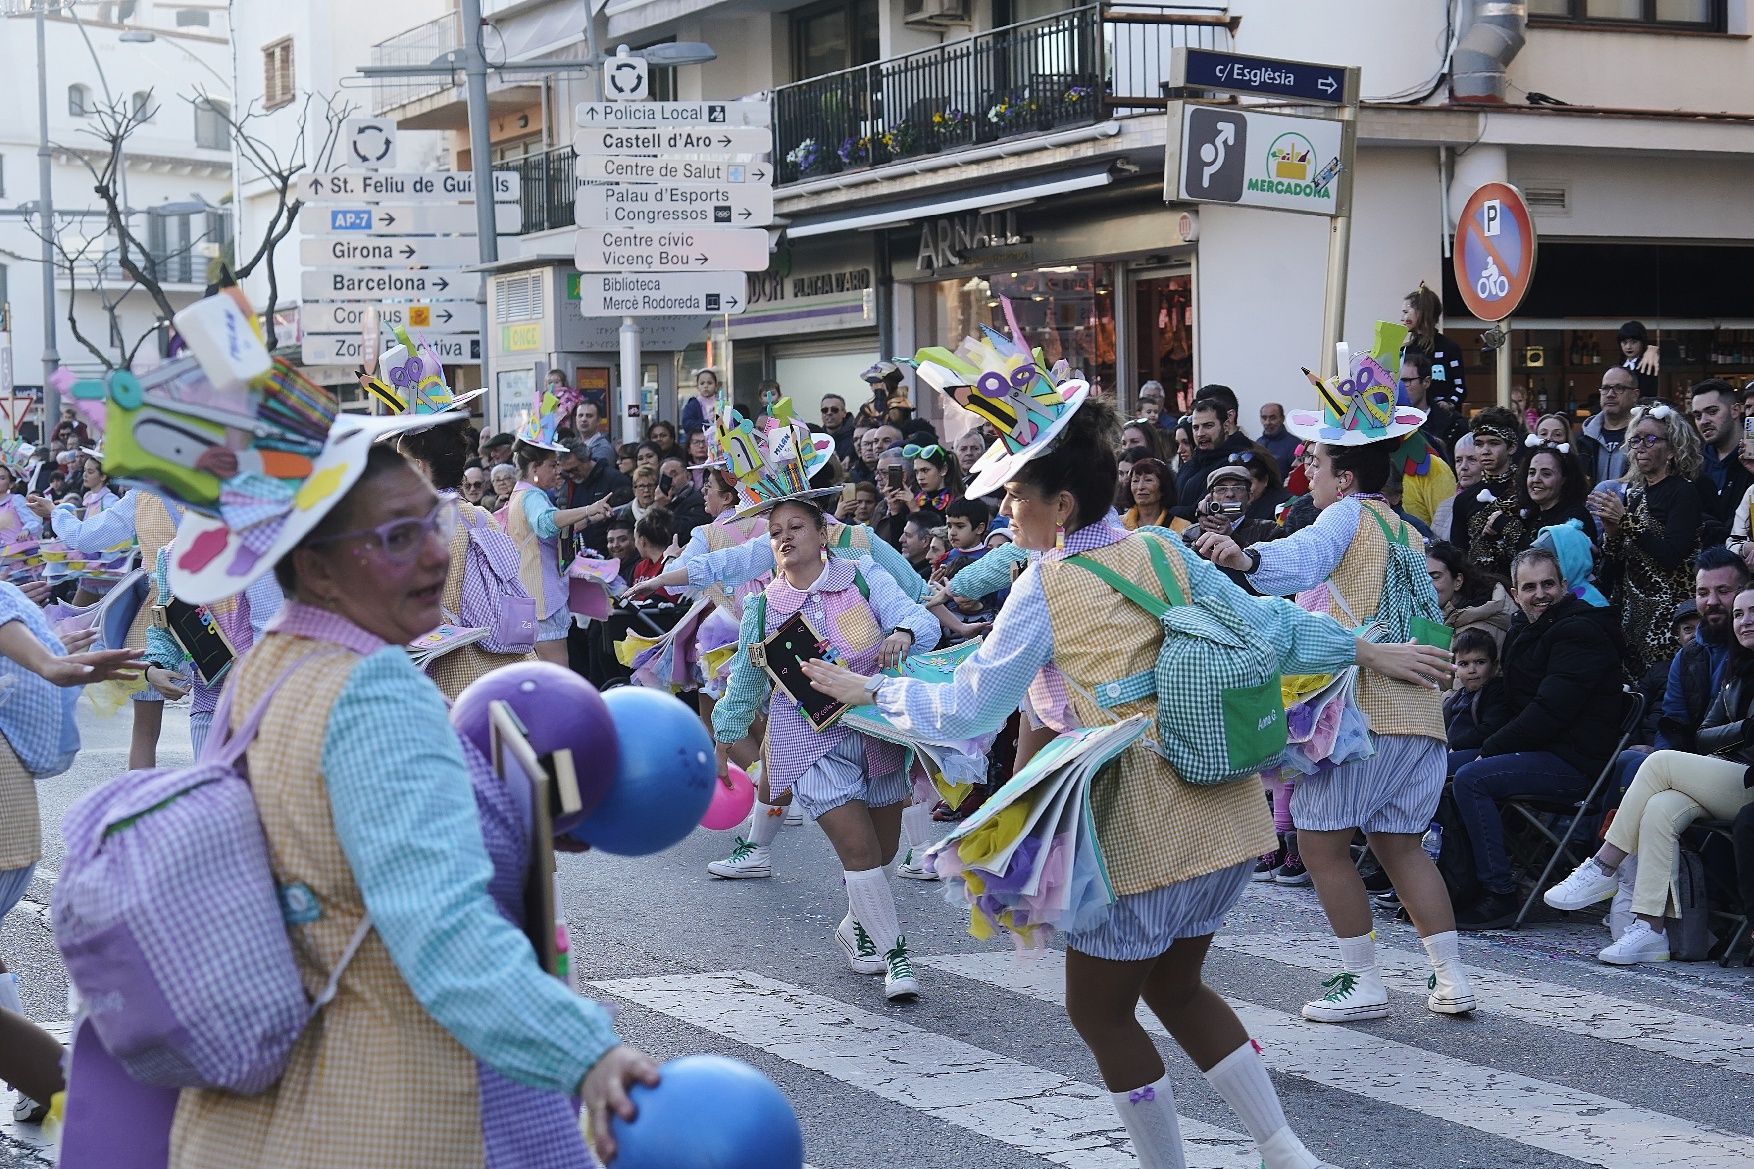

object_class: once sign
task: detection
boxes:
[299,236,481,268]
[573,227,770,273]
[576,272,746,317]
[1454,181,1537,322]
[574,183,774,229]
[298,171,520,202]
[300,269,482,302]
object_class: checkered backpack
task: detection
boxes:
[53,655,371,1094]
[458,509,538,654]
[1068,535,1286,785]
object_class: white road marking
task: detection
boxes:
[924,950,1754,1169]
[594,969,1260,1169]
[1215,931,1754,1076]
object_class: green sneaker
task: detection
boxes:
[883,935,919,1001]
[834,915,885,975]
[1300,968,1389,1022]
[706,836,772,879]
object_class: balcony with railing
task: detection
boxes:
[773,3,1233,187]
[371,10,463,118]
[501,146,578,236]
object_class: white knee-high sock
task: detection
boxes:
[1109,1074,1185,1169]
[746,801,786,846]
[843,867,902,955]
[1204,1042,1321,1169]
[1421,929,1461,969]
[1337,931,1377,974]
[901,801,935,855]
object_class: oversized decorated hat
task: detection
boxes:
[512,384,571,453]
[715,398,838,519]
[1287,320,1426,447]
[908,297,1090,499]
[69,289,450,604]
[361,325,483,422]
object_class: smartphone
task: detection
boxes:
[840,482,858,504]
[885,465,904,491]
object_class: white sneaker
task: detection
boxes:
[1426,963,1477,1015]
[1543,858,1620,911]
[883,936,920,1001]
[705,837,772,879]
[896,846,939,881]
[1598,919,1670,966]
[834,915,886,975]
[11,1092,48,1124]
[1300,968,1390,1022]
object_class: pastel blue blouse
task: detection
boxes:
[0,583,80,776]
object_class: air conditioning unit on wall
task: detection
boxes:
[904,0,970,27]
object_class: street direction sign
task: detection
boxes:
[605,53,648,101]
[300,235,482,268]
[572,315,710,350]
[573,126,773,157]
[298,171,520,203]
[1178,48,1350,106]
[343,118,398,168]
[301,268,482,301]
[575,100,771,128]
[573,227,770,273]
[576,155,770,186]
[303,302,482,334]
[1454,182,1537,322]
[576,273,746,316]
[318,203,521,235]
[1168,105,1345,217]
[302,333,480,366]
[575,183,774,229]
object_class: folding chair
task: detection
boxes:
[1507,685,1646,930]
[1695,818,1751,967]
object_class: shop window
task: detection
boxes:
[263,37,295,110]
[915,264,1117,402]
[790,0,881,81]
[1529,0,1722,29]
[1134,272,1195,412]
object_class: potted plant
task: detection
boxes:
[785,137,823,179]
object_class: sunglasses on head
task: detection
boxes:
[1228,451,1259,465]
[903,443,943,461]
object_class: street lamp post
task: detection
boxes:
[35,0,60,428]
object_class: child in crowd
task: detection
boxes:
[1445,627,1509,756]
[936,498,997,629]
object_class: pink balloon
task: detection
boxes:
[700,763,756,831]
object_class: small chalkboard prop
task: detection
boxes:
[155,598,235,685]
[487,700,577,978]
[760,611,848,732]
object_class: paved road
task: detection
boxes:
[5,701,1753,1168]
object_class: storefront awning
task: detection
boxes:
[785,166,1117,241]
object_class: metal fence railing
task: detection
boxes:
[502,146,578,235]
[772,3,1233,186]
[370,11,462,116]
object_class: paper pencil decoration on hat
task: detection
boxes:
[62,289,454,605]
[908,297,1090,499]
[1287,321,1426,447]
[513,387,570,453]
[715,401,838,519]
[362,325,483,427]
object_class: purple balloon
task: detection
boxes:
[450,662,618,828]
[568,687,715,856]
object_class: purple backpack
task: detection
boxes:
[53,657,372,1095]
[459,514,537,654]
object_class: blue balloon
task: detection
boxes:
[610,1055,804,1169]
[569,687,715,856]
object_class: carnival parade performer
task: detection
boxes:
[707,407,940,1001]
[1194,337,1475,1025]
[804,334,1449,1169]
[65,299,657,1168]
[504,395,602,666]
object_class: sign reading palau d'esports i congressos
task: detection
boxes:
[1453,181,1538,323]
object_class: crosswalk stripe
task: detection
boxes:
[923,950,1754,1169]
[593,969,1261,1169]
[1214,931,1754,1076]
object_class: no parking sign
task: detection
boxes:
[1454,182,1536,322]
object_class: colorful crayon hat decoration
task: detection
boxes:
[68,290,452,604]
[716,398,839,519]
[907,297,1091,499]
[513,385,571,454]
[1287,320,1426,447]
[360,325,483,422]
